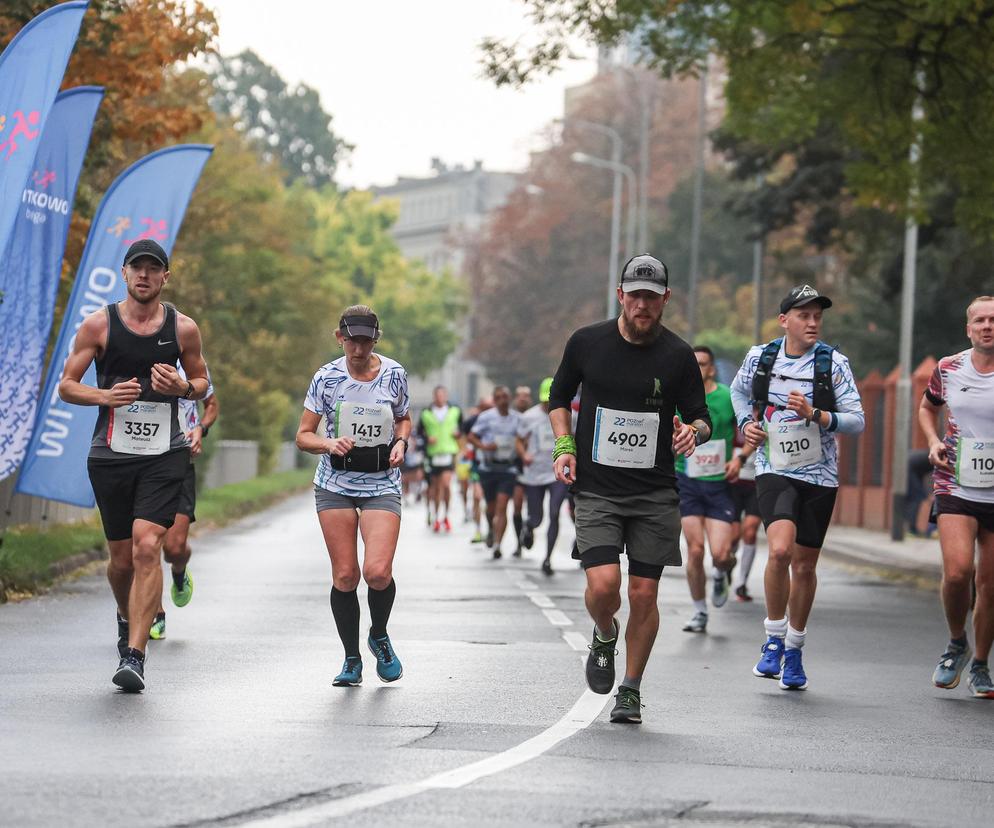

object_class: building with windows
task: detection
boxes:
[372,159,518,407]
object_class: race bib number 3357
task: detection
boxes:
[108,401,171,455]
[592,406,659,469]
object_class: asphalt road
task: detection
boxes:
[2,491,992,827]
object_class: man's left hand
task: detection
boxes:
[151,362,187,396]
[672,415,697,457]
[188,426,203,457]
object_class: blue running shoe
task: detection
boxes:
[779,647,808,690]
[367,632,403,682]
[333,656,363,687]
[752,636,784,679]
[932,641,971,689]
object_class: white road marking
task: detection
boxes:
[542,609,572,626]
[528,592,555,608]
[233,562,607,827]
[562,631,589,652]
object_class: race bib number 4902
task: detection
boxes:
[957,438,994,488]
[335,402,393,447]
[108,402,171,455]
[767,420,823,471]
[592,407,659,469]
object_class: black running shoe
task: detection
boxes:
[610,686,643,724]
[117,613,129,659]
[512,548,522,558]
[585,618,619,694]
[541,557,553,576]
[522,525,535,550]
[113,648,145,693]
[492,548,502,559]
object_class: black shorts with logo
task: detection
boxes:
[755,473,838,549]
[87,449,190,541]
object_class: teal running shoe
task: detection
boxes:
[149,612,166,640]
[171,571,194,608]
[968,663,994,698]
[933,641,971,689]
[333,656,363,687]
[367,632,403,682]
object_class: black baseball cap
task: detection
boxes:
[620,254,669,294]
[780,284,832,314]
[123,239,168,269]
[339,313,380,340]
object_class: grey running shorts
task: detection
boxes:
[314,487,402,516]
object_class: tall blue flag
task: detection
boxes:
[0,2,88,267]
[16,144,213,506]
[0,86,103,482]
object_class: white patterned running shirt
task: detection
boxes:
[517,404,557,486]
[176,362,214,436]
[730,340,864,487]
[304,355,410,497]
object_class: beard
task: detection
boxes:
[126,282,162,305]
[621,312,664,344]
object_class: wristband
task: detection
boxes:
[200,424,210,439]
[552,435,577,461]
[183,381,194,399]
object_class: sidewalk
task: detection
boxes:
[821,524,942,585]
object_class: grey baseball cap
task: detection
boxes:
[620,254,669,294]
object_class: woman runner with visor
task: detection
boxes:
[296,305,412,686]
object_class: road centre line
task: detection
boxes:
[528,592,555,608]
[233,564,607,827]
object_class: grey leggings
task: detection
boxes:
[524,481,571,554]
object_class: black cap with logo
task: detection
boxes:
[123,239,169,270]
[619,254,669,294]
[339,313,381,340]
[780,284,832,315]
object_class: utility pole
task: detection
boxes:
[686,65,708,342]
[752,174,764,343]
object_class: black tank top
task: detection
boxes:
[89,302,188,459]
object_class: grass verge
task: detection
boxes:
[0,466,313,602]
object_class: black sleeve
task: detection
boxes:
[676,348,711,433]
[456,408,464,432]
[549,331,582,412]
[416,413,426,441]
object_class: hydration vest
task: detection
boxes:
[750,337,837,412]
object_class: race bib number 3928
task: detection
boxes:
[592,406,659,469]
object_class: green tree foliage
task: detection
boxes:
[209,49,351,187]
[483,1,994,237]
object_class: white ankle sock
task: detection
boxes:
[693,599,707,614]
[764,617,788,639]
[786,624,807,650]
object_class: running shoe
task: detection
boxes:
[610,686,643,724]
[433,519,441,533]
[492,548,502,560]
[682,611,708,633]
[486,527,494,547]
[753,635,785,679]
[541,557,553,576]
[933,641,972,689]
[712,571,729,608]
[521,524,534,550]
[471,531,484,544]
[367,632,403,682]
[735,585,753,603]
[149,612,166,640]
[443,517,452,533]
[968,663,994,698]
[117,613,129,659]
[585,618,619,694]
[171,571,194,608]
[333,656,363,687]
[779,647,808,690]
[512,547,522,558]
[113,648,145,693]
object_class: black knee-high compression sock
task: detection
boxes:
[513,512,523,540]
[368,579,397,639]
[330,587,361,657]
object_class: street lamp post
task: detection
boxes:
[687,65,708,343]
[571,151,638,319]
[565,120,624,320]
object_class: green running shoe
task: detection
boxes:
[171,570,194,607]
[149,612,166,640]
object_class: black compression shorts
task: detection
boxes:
[755,473,838,549]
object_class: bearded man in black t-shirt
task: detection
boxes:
[549,254,711,724]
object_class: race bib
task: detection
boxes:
[957,438,994,488]
[492,434,515,463]
[738,452,756,482]
[432,453,453,466]
[536,426,557,454]
[109,402,171,455]
[767,420,823,471]
[687,438,726,479]
[335,402,393,447]
[592,406,659,469]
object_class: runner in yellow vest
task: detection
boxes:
[419,385,463,533]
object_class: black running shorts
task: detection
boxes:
[87,449,190,541]
[935,495,994,534]
[755,473,838,549]
[175,463,197,522]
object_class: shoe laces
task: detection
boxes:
[616,687,643,709]
[971,664,992,686]
[372,637,395,664]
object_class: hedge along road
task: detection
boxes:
[0,491,991,827]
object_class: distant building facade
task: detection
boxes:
[372,159,518,408]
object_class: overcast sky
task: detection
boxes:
[208,1,598,189]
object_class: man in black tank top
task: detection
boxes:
[59,239,210,693]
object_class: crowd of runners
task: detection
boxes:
[58,239,994,723]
